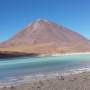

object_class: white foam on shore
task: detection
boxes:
[38,52,90,57]
[50,52,90,56]
[0,68,90,88]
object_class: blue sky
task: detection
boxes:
[0,0,90,42]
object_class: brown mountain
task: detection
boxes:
[0,19,90,55]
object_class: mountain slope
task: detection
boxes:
[0,19,90,54]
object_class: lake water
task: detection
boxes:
[0,54,90,82]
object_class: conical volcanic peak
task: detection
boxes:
[0,19,90,54]
[22,19,50,32]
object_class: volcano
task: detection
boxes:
[0,19,90,55]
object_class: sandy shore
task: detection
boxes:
[1,69,90,90]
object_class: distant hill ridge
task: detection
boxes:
[0,19,90,54]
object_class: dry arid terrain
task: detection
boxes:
[0,19,90,56]
[1,72,90,90]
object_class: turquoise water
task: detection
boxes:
[0,54,90,80]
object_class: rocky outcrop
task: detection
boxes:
[0,51,38,58]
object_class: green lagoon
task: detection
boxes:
[0,54,90,80]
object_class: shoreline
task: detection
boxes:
[0,68,90,88]
[0,51,90,59]
[0,69,90,90]
[38,52,90,57]
[42,52,90,56]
